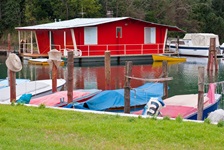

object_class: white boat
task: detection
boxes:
[0,78,30,89]
[168,33,224,57]
[0,79,66,103]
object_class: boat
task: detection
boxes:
[29,89,102,107]
[160,94,221,120]
[0,78,30,89]
[70,82,164,111]
[152,61,184,67]
[28,58,64,66]
[168,33,224,57]
[0,79,66,104]
[134,83,221,120]
[152,54,186,62]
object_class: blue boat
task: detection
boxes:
[134,83,222,120]
[67,82,164,111]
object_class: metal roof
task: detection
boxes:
[15,17,184,32]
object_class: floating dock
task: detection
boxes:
[28,58,64,66]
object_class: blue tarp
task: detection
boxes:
[71,82,165,111]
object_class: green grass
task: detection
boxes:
[0,104,224,150]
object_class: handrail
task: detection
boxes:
[70,43,164,56]
[19,43,165,56]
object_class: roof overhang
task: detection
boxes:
[15,17,185,32]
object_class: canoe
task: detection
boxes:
[0,79,66,104]
[29,89,102,107]
[28,58,64,66]
[152,54,186,62]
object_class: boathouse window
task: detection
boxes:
[116,27,122,38]
[84,27,98,45]
[144,27,156,44]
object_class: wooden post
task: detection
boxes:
[8,33,11,51]
[9,70,16,102]
[176,36,179,56]
[105,51,111,90]
[124,61,132,114]
[213,40,218,71]
[207,38,218,71]
[52,62,57,93]
[197,66,204,120]
[207,71,214,83]
[8,33,16,102]
[162,61,168,98]
[67,51,74,104]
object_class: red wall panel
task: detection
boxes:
[36,30,50,54]
[36,18,166,55]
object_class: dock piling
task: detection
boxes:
[104,51,111,90]
[52,62,57,93]
[162,61,168,98]
[67,51,74,104]
[207,38,218,71]
[124,61,132,114]
[7,33,16,102]
[197,66,204,120]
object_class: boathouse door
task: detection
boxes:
[116,27,122,54]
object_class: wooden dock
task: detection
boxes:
[28,59,64,66]
[20,53,48,58]
[0,49,8,55]
[63,54,153,66]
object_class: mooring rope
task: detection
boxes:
[125,75,173,82]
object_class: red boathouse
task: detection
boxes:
[15,17,184,57]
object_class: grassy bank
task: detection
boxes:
[0,104,224,150]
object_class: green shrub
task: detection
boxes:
[163,116,171,120]
[204,118,211,124]
[38,104,46,109]
[217,120,224,127]
[176,115,183,123]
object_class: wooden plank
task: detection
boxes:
[20,53,48,58]
[125,76,173,82]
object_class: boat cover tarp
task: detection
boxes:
[73,82,164,111]
[183,33,220,46]
[30,89,102,106]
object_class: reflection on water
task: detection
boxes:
[0,55,224,108]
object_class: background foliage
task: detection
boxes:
[1,0,224,44]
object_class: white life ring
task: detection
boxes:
[74,49,82,57]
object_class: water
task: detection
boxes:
[1,55,224,108]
